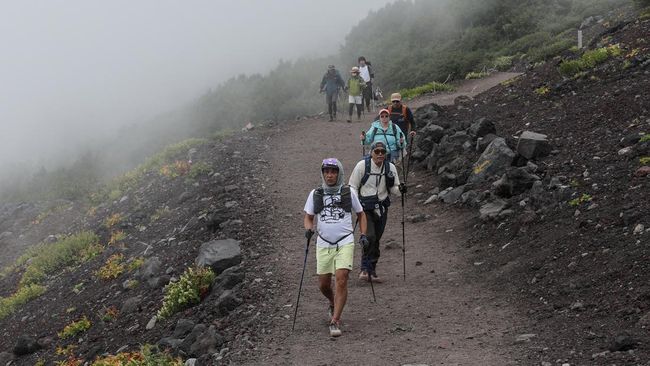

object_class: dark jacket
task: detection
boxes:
[320,69,345,94]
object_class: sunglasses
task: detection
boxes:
[373,149,386,155]
[379,114,389,118]
[391,100,400,103]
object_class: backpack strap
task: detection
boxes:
[313,187,324,214]
[312,185,352,214]
[360,156,394,189]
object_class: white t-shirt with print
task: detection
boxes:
[359,65,371,82]
[304,188,364,248]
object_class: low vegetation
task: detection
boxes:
[158,266,215,319]
[19,231,101,287]
[465,71,490,80]
[569,193,593,206]
[559,44,622,76]
[96,254,126,280]
[58,316,91,339]
[398,81,455,100]
[0,284,47,320]
[91,345,182,366]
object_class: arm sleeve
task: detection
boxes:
[320,75,326,89]
[389,165,401,196]
[363,126,374,145]
[350,189,364,213]
[395,124,407,148]
[369,65,375,79]
[407,107,415,129]
[337,73,345,88]
[348,162,363,197]
[303,190,315,215]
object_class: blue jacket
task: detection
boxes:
[320,69,345,94]
[362,120,406,153]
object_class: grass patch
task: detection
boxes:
[158,266,215,319]
[559,44,622,76]
[58,316,91,339]
[0,284,47,320]
[569,193,593,206]
[535,86,550,95]
[640,156,650,165]
[465,71,490,80]
[91,345,182,366]
[398,81,455,100]
[19,231,101,287]
[188,161,213,178]
[640,134,650,143]
[108,230,126,246]
[493,55,514,71]
[97,254,125,280]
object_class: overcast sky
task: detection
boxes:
[0,0,393,171]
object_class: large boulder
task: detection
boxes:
[413,102,443,129]
[479,200,509,221]
[195,239,242,274]
[13,336,42,356]
[189,325,224,357]
[468,138,516,184]
[492,167,541,197]
[468,118,496,139]
[516,131,552,160]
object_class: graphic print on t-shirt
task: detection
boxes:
[320,195,345,222]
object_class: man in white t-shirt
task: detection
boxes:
[304,157,367,337]
[358,56,374,112]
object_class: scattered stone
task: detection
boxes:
[479,200,508,221]
[225,201,239,208]
[195,239,242,275]
[0,352,14,364]
[635,166,650,177]
[173,319,196,338]
[608,334,637,352]
[407,214,429,223]
[516,131,551,160]
[185,359,197,366]
[515,333,537,343]
[189,325,224,357]
[469,138,516,183]
[424,194,438,204]
[224,185,239,192]
[13,336,42,356]
[121,296,142,314]
[468,117,496,138]
[570,301,585,311]
[146,316,157,330]
[634,224,645,235]
[139,257,162,280]
[440,186,465,204]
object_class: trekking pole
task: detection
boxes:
[363,255,377,302]
[292,233,312,332]
[405,135,415,183]
[400,135,415,282]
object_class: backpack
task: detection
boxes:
[358,156,394,211]
[313,185,352,215]
[388,105,410,130]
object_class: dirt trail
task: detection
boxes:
[238,73,525,365]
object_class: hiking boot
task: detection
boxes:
[329,319,342,337]
[370,274,383,283]
[346,119,351,123]
[328,116,334,122]
[358,271,368,281]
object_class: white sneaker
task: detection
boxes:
[329,320,342,337]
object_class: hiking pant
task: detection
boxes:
[362,81,373,111]
[361,209,388,275]
[348,103,362,119]
[326,91,338,117]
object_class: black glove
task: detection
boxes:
[305,229,314,240]
[399,183,407,194]
[359,234,369,250]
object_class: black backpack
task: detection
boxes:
[312,185,352,214]
[360,156,395,188]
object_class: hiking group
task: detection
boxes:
[299,58,419,337]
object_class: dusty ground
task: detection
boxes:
[230,73,529,365]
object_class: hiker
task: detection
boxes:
[358,56,374,112]
[319,65,346,122]
[346,66,366,123]
[349,142,406,283]
[388,93,417,137]
[303,158,368,337]
[361,109,406,163]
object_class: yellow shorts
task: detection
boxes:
[316,243,354,275]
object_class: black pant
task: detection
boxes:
[326,91,338,117]
[361,209,388,275]
[362,81,373,110]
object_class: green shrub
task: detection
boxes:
[534,86,550,95]
[639,134,650,143]
[398,81,455,100]
[58,316,91,339]
[96,254,125,280]
[188,161,212,178]
[158,267,215,319]
[493,56,514,71]
[92,345,182,366]
[559,44,621,76]
[20,231,100,287]
[0,284,47,320]
[640,156,650,165]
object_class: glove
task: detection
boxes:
[305,229,314,240]
[399,183,407,194]
[319,89,324,94]
[359,234,369,250]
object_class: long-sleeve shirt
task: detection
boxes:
[349,159,401,203]
[362,120,407,154]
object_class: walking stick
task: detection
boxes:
[292,233,312,331]
[399,135,415,281]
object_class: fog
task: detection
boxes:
[0,0,393,181]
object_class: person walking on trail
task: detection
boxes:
[388,93,417,138]
[346,66,366,123]
[358,56,374,112]
[320,65,346,122]
[361,109,406,163]
[303,158,368,337]
[349,142,406,283]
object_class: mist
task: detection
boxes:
[0,0,393,188]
